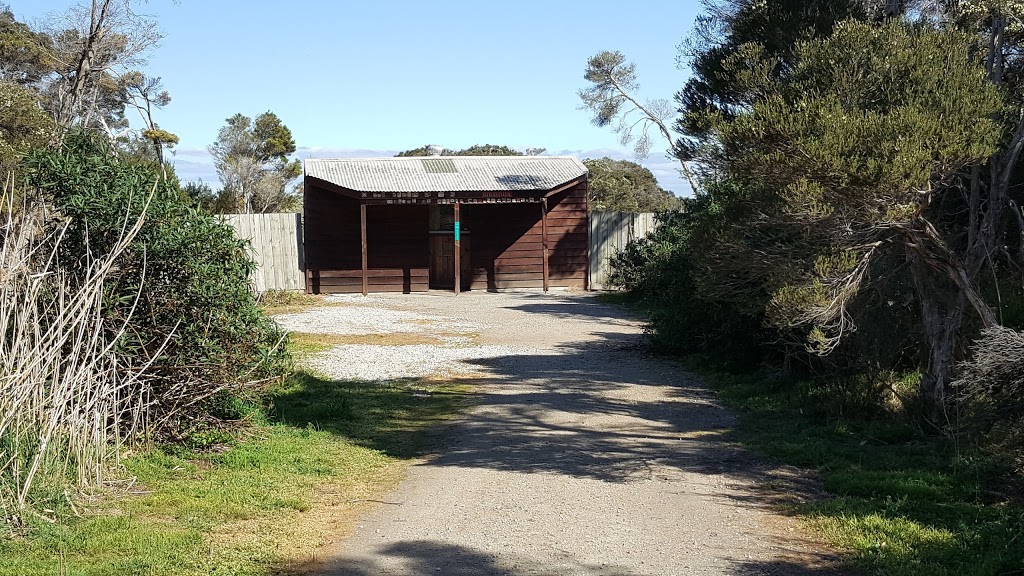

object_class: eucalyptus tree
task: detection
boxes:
[673,0,1024,410]
[41,0,165,138]
[578,51,698,193]
[0,1,175,160]
[583,157,681,212]
[209,112,301,214]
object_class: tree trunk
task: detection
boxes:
[911,257,965,416]
[55,0,114,133]
[918,293,963,412]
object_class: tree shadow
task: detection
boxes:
[503,292,643,326]
[387,331,828,520]
[306,540,645,576]
[727,558,852,576]
[269,372,470,459]
[288,538,849,575]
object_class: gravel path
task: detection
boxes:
[287,292,838,575]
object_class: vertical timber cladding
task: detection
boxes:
[542,180,588,289]
[304,182,429,293]
[302,156,589,294]
[466,180,588,290]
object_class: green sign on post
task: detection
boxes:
[454,222,461,241]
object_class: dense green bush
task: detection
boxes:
[608,187,924,412]
[608,205,768,369]
[23,131,290,435]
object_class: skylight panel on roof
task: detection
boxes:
[421,159,458,173]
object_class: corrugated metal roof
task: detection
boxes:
[304,156,587,193]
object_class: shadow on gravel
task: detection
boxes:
[727,558,852,576]
[505,293,640,327]
[315,540,642,576]
[422,330,819,511]
[305,539,846,576]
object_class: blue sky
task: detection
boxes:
[14,0,702,195]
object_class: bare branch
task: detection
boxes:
[579,50,700,193]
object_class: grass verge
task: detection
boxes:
[288,331,473,350]
[259,290,356,316]
[0,369,470,576]
[700,367,1024,576]
[594,291,649,312]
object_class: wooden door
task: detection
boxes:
[429,233,470,290]
[430,234,454,288]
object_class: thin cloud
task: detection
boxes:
[297,146,399,158]
[173,148,213,158]
[553,148,691,197]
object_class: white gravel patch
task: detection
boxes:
[273,294,551,382]
[322,294,384,305]
[305,343,550,382]
[274,304,482,336]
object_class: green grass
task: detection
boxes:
[701,368,1024,576]
[0,371,470,576]
[258,289,321,310]
[259,291,356,316]
[594,290,652,313]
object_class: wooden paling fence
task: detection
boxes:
[588,212,658,290]
[222,213,305,292]
[222,211,657,292]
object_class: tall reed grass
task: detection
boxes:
[0,173,155,528]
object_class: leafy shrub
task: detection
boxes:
[608,209,767,369]
[23,130,290,437]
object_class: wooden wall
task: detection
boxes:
[466,181,588,290]
[304,178,588,294]
[304,182,429,293]
[366,204,429,291]
[545,181,589,289]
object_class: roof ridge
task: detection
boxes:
[304,156,583,162]
[304,156,587,193]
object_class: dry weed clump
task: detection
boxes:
[0,175,154,527]
[956,326,1024,473]
[0,131,293,530]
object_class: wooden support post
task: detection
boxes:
[360,202,368,296]
[454,202,461,295]
[541,197,549,292]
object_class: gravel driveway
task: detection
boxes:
[277,292,838,575]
